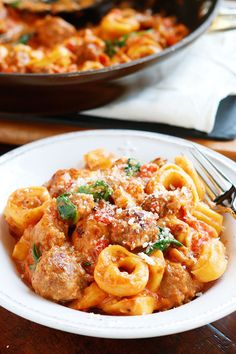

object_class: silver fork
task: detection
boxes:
[189,146,236,216]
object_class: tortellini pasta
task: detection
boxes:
[99,293,156,316]
[4,186,50,237]
[158,165,199,202]
[4,150,228,316]
[146,250,165,292]
[193,202,223,236]
[70,282,107,310]
[191,239,227,282]
[0,4,188,74]
[101,9,140,38]
[12,235,30,261]
[94,245,149,297]
[175,156,205,200]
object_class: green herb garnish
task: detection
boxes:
[78,180,113,202]
[42,0,59,3]
[135,29,153,36]
[82,261,91,267]
[57,194,78,223]
[17,33,32,45]
[30,244,41,270]
[145,227,183,254]
[77,185,93,195]
[105,40,117,57]
[104,30,153,58]
[114,34,129,47]
[7,0,20,8]
[32,243,41,263]
[124,158,141,176]
[105,34,129,57]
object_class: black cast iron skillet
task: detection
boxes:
[0,0,220,115]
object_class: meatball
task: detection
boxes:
[75,29,105,66]
[158,261,203,310]
[35,16,76,47]
[67,193,95,219]
[45,168,91,198]
[142,193,180,218]
[76,42,103,65]
[111,207,158,250]
[72,202,114,271]
[32,245,86,302]
[31,199,68,253]
[142,188,192,218]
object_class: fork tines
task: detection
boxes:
[189,146,236,208]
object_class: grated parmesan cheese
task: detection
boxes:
[138,252,155,266]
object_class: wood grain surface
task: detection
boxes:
[0,118,235,160]
[0,307,235,354]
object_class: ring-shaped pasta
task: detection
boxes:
[94,245,149,297]
[175,156,205,200]
[193,202,223,235]
[158,168,199,202]
[146,250,165,293]
[99,293,155,316]
[184,228,199,250]
[101,9,140,38]
[84,148,116,170]
[126,42,161,60]
[4,186,50,237]
[167,247,195,268]
[157,216,191,245]
[30,46,72,71]
[70,282,107,310]
[159,164,183,172]
[80,61,104,71]
[12,234,30,261]
[191,238,227,282]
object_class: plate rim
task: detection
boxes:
[0,129,235,339]
[0,128,235,169]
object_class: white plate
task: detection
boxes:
[0,130,235,339]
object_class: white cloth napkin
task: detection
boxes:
[83,31,236,133]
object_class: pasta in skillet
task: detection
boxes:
[0,1,188,73]
[4,149,228,315]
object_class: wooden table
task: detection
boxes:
[0,118,235,159]
[0,306,235,354]
[0,119,235,354]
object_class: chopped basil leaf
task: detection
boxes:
[17,33,32,45]
[42,0,59,3]
[145,227,183,254]
[8,0,20,8]
[114,34,129,47]
[77,185,93,195]
[92,180,113,201]
[29,264,35,271]
[78,180,112,202]
[135,29,153,36]
[105,40,117,57]
[124,158,141,176]
[82,261,91,267]
[105,31,152,58]
[57,194,78,223]
[32,244,41,263]
[105,34,129,57]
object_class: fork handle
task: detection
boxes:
[214,185,236,208]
